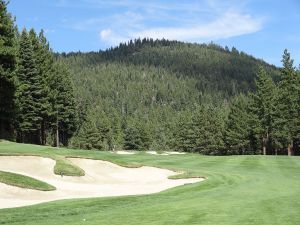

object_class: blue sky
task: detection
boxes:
[8,0,300,66]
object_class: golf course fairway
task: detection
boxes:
[0,141,300,225]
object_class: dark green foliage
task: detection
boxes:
[71,110,110,150]
[61,39,284,154]
[250,67,276,154]
[13,27,78,146]
[124,120,150,151]
[225,94,260,155]
[99,39,279,94]
[49,62,77,146]
[193,105,226,155]
[0,0,17,140]
[172,105,226,154]
[16,29,43,143]
[273,49,300,155]
[172,111,195,152]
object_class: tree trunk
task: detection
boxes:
[288,140,294,156]
[262,136,267,155]
[56,127,59,148]
[41,121,45,145]
[262,133,269,155]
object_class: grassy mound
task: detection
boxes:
[0,171,56,191]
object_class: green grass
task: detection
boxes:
[0,141,300,225]
[0,171,56,191]
[54,157,85,176]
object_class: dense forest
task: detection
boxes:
[0,1,76,146]
[1,0,300,155]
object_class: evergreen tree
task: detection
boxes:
[225,95,259,155]
[16,29,43,143]
[173,111,195,152]
[193,105,225,155]
[0,0,17,140]
[124,125,142,150]
[273,49,299,156]
[251,67,276,155]
[28,29,52,144]
[49,62,77,146]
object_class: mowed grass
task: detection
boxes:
[0,171,56,191]
[0,141,300,225]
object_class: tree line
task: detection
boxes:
[0,0,77,146]
[63,44,300,156]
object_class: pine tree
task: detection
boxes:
[0,0,17,140]
[124,125,142,150]
[251,67,276,155]
[16,29,43,143]
[273,49,299,156]
[173,110,195,152]
[28,29,52,144]
[193,105,225,155]
[49,62,77,147]
[225,94,259,155]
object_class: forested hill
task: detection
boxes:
[56,39,284,154]
[62,39,279,94]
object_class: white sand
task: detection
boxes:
[115,150,136,155]
[165,151,186,155]
[147,151,169,155]
[0,156,203,209]
[146,151,186,155]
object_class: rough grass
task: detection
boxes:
[0,141,300,225]
[0,171,56,191]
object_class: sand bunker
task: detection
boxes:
[115,150,136,155]
[165,151,186,155]
[0,156,203,209]
[146,151,186,155]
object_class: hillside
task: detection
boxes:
[63,39,279,94]
[59,39,280,152]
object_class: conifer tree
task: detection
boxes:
[16,29,43,143]
[49,62,77,146]
[193,105,225,155]
[225,94,259,155]
[251,67,276,155]
[0,0,17,140]
[273,49,299,156]
[28,29,52,144]
[124,125,142,150]
[172,111,195,152]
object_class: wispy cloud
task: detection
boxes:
[59,0,265,47]
[99,11,264,45]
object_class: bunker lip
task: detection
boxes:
[0,156,204,209]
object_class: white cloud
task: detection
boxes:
[133,12,263,41]
[60,0,265,47]
[100,29,112,40]
[99,29,128,45]
[100,11,264,45]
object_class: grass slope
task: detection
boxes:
[0,141,300,225]
[0,171,56,191]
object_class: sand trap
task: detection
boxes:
[115,150,136,155]
[0,156,203,209]
[165,151,186,155]
[146,151,186,155]
[147,151,169,155]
